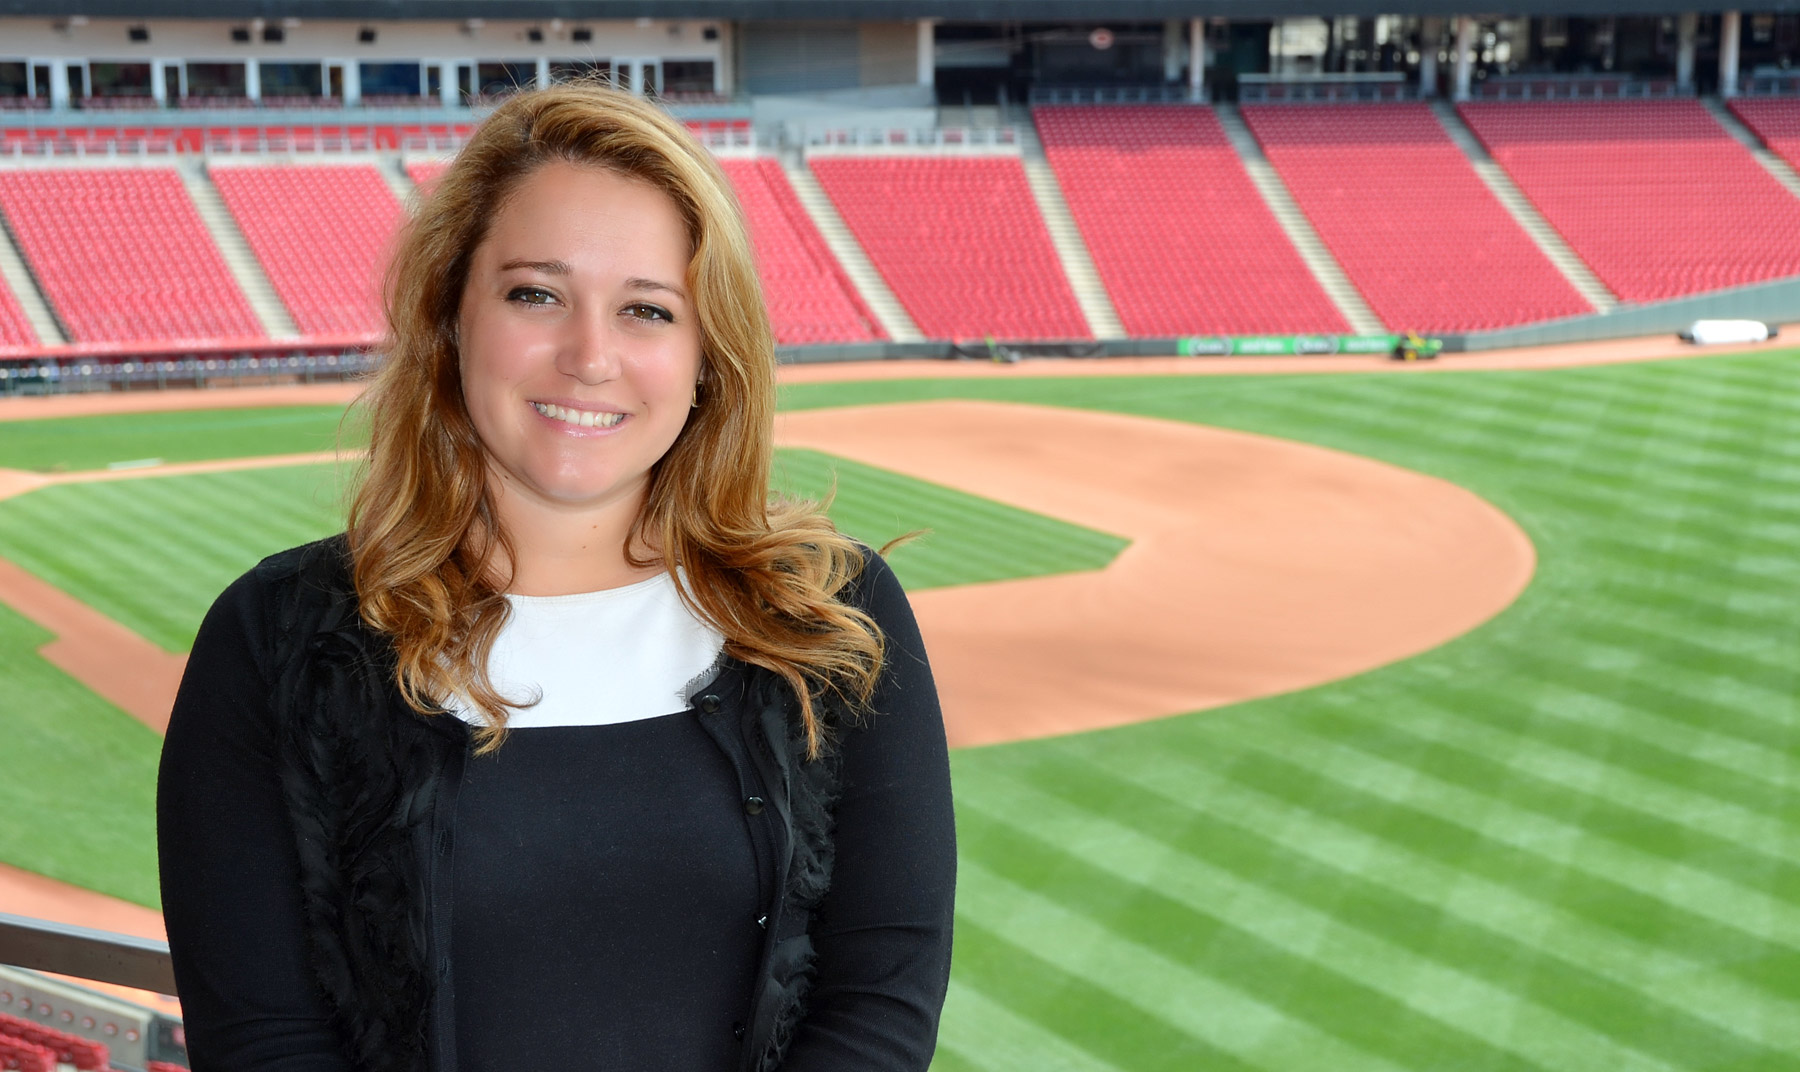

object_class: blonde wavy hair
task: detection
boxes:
[347,82,880,756]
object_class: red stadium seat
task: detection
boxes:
[0,1012,107,1071]
[1458,99,1800,302]
[716,158,884,345]
[211,164,404,338]
[1034,104,1347,337]
[1242,102,1591,331]
[1727,97,1800,175]
[0,168,263,343]
[0,280,36,346]
[808,155,1089,340]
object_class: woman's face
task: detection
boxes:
[456,161,702,527]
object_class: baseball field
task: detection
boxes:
[0,341,1796,1070]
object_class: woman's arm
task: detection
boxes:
[157,568,352,1072]
[779,553,956,1071]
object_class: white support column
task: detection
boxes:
[1721,10,1742,97]
[151,59,171,105]
[535,56,550,89]
[1453,16,1476,102]
[437,62,457,105]
[1189,17,1207,101]
[49,61,70,109]
[1163,19,1183,83]
[715,22,733,95]
[1419,17,1442,97]
[1677,12,1698,92]
[341,60,362,106]
[917,18,936,88]
[244,58,261,101]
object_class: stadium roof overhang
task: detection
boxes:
[5,1,1799,19]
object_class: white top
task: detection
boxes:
[447,571,726,729]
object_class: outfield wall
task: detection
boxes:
[1445,274,1800,351]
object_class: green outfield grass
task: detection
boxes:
[0,442,1124,905]
[0,405,355,472]
[0,348,1796,1069]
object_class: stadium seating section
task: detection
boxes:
[717,158,884,344]
[7,101,1800,354]
[1,124,474,154]
[0,281,36,346]
[212,164,403,337]
[1727,97,1800,172]
[1034,104,1347,336]
[1242,103,1592,331]
[404,159,447,190]
[0,1011,108,1071]
[809,155,1091,340]
[1458,99,1800,302]
[0,168,263,342]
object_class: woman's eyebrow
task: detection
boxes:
[626,277,689,301]
[497,258,571,274]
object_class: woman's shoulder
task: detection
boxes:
[837,542,908,621]
[203,534,356,645]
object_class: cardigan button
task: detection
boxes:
[743,796,765,816]
[697,694,722,714]
[733,1021,746,1040]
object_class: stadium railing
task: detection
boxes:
[1473,75,1686,100]
[1741,73,1800,96]
[800,126,1020,151]
[1029,84,1197,105]
[1238,73,1413,103]
[0,912,187,1071]
[0,336,382,394]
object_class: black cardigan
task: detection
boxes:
[157,536,956,1072]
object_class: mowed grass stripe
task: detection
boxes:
[955,816,1589,1072]
[772,448,1126,590]
[957,773,1684,1072]
[1217,713,1800,970]
[0,404,356,472]
[0,603,160,907]
[954,861,1402,1072]
[1022,732,1800,1058]
[1378,678,1800,859]
[935,982,1129,1072]
[0,465,346,651]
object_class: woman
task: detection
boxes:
[157,83,955,1072]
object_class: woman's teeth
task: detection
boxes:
[532,402,625,428]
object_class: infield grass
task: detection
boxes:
[0,348,1796,1070]
[0,451,1123,653]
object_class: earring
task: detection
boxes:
[691,377,702,408]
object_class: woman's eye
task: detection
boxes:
[624,303,674,323]
[508,286,558,306]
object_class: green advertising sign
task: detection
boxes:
[1176,335,1407,357]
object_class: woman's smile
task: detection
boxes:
[529,400,630,431]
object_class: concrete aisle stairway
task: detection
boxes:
[1431,99,1619,313]
[0,216,66,345]
[781,157,924,343]
[1214,105,1386,336]
[177,158,301,339]
[379,158,421,210]
[1015,121,1126,339]
[1700,96,1800,200]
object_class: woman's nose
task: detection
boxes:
[556,308,623,384]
